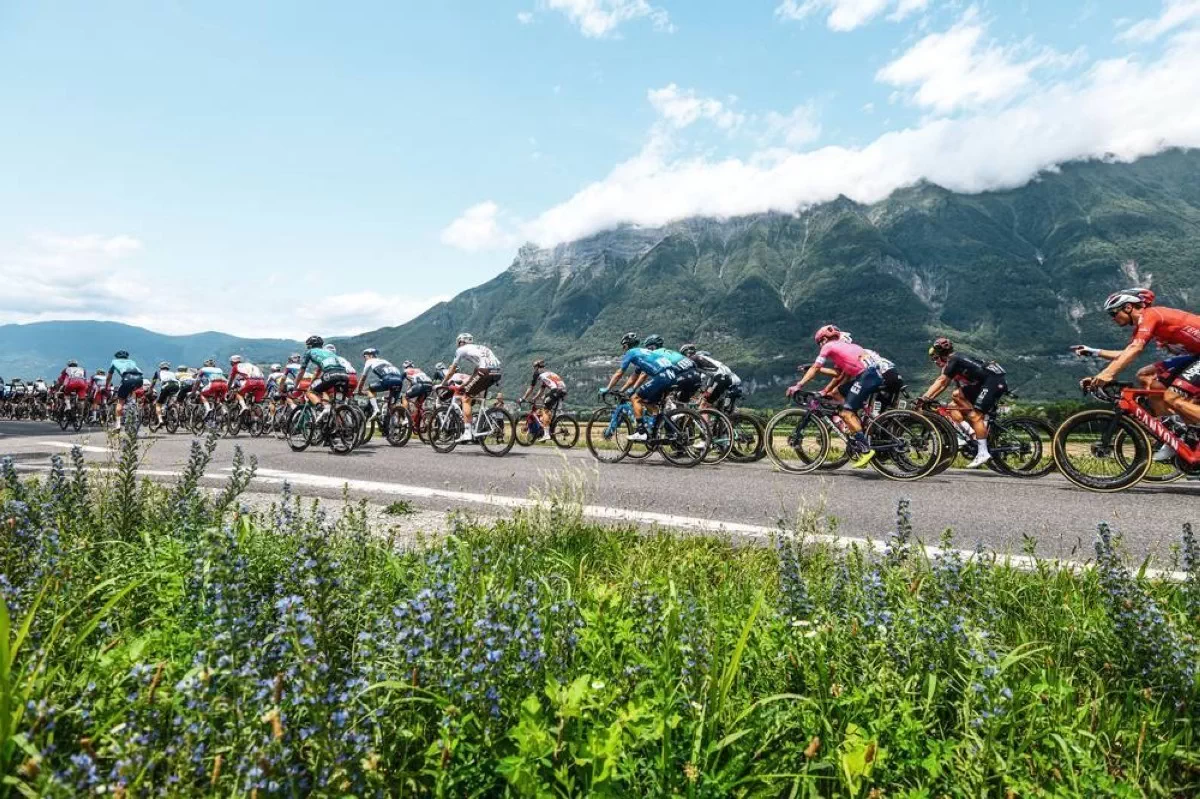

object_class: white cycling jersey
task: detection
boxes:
[363,357,402,381]
[336,356,357,375]
[234,362,264,380]
[156,369,179,384]
[454,344,501,371]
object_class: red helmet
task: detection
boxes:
[814,324,841,344]
[1104,287,1154,313]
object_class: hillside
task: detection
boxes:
[0,321,299,378]
[343,149,1200,401]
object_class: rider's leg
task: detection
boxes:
[1163,362,1200,424]
[1136,365,1171,416]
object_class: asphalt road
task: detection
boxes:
[1,420,1196,564]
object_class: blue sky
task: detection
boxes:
[1,0,1197,339]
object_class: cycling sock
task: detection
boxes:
[975,438,989,457]
[957,421,973,437]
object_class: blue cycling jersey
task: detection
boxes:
[656,349,695,371]
[621,347,675,377]
[109,358,140,377]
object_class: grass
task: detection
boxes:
[383,500,415,516]
[1,421,1199,797]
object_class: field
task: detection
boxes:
[1,426,1199,797]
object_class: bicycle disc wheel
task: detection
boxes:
[764,409,830,474]
[727,412,765,463]
[385,407,412,447]
[697,408,733,465]
[1052,409,1152,492]
[866,410,941,481]
[428,408,462,453]
[551,414,579,448]
[656,408,711,468]
[286,407,314,452]
[480,407,516,456]
[585,407,631,463]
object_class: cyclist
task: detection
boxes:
[196,359,229,415]
[228,355,267,414]
[299,335,349,416]
[321,344,358,393]
[642,335,703,404]
[284,354,303,387]
[356,348,406,419]
[600,332,676,442]
[148,361,180,426]
[789,325,900,468]
[916,338,1006,469]
[88,369,107,421]
[1079,287,1200,449]
[55,360,89,415]
[266,363,286,399]
[519,359,567,441]
[442,333,502,443]
[679,344,743,410]
[104,350,143,427]
[32,377,49,404]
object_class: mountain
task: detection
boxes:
[0,321,299,379]
[343,149,1200,402]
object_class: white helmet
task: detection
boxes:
[1103,288,1154,313]
[324,343,337,353]
[230,355,243,364]
[456,332,473,346]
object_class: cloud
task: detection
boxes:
[776,0,930,31]
[1119,0,1200,42]
[439,201,517,252]
[0,234,151,321]
[541,0,673,38]
[517,10,535,24]
[447,25,1200,248]
[761,104,822,148]
[877,11,1078,114]
[647,84,745,131]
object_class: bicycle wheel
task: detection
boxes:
[866,410,942,481]
[57,407,69,431]
[429,408,462,453]
[727,411,764,463]
[385,406,412,447]
[479,407,516,456]
[815,418,851,471]
[1113,427,1183,484]
[324,405,359,454]
[226,406,243,437]
[921,413,959,475]
[764,409,831,474]
[988,417,1053,478]
[1052,409,1152,492]
[515,413,540,446]
[585,407,631,464]
[551,413,580,449]
[697,408,734,465]
[656,408,711,468]
[246,406,266,437]
[286,406,314,452]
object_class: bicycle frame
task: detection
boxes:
[1115,387,1200,465]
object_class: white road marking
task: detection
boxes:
[11,461,1189,583]
[39,441,109,454]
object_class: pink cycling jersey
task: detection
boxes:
[814,339,869,378]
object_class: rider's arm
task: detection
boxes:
[795,363,823,389]
[1071,345,1123,360]
[921,375,951,402]
[821,372,847,396]
[1095,339,1147,383]
[603,368,625,393]
[442,360,460,386]
[622,372,647,393]
[355,362,367,394]
[105,367,114,389]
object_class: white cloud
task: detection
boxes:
[1119,0,1200,42]
[647,84,745,131]
[0,234,150,321]
[776,0,930,31]
[439,201,517,252]
[761,104,822,148]
[542,0,673,38]
[449,25,1200,248]
[877,11,1077,114]
[517,10,535,24]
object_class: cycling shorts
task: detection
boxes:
[311,372,349,395]
[369,375,407,394]
[200,380,228,400]
[959,372,1008,414]
[844,367,903,412]
[116,373,144,400]
[155,382,180,404]
[1153,354,1198,383]
[406,382,432,401]
[636,367,677,405]
[236,377,267,403]
[1170,357,1200,396]
[544,387,567,411]
[463,368,501,398]
[672,368,703,404]
[703,373,736,405]
[63,378,89,399]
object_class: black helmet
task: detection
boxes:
[620,332,640,350]
[402,360,415,369]
[643,334,664,350]
[362,347,378,358]
[305,335,324,349]
[929,337,954,360]
[67,359,78,367]
[158,361,171,370]
[114,350,129,359]
[204,358,216,367]
[680,343,697,357]
[532,358,545,369]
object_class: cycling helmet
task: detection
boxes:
[680,343,697,357]
[324,343,337,353]
[1103,288,1152,314]
[67,360,78,367]
[813,325,840,344]
[362,347,378,358]
[402,360,415,369]
[456,333,473,345]
[532,358,545,369]
[269,363,282,371]
[839,332,854,343]
[230,355,243,364]
[288,353,302,363]
[620,332,640,350]
[158,361,170,370]
[435,361,447,371]
[929,337,954,360]
[177,365,189,372]
[305,335,324,349]
[643,334,664,350]
[114,350,129,359]
[203,359,216,367]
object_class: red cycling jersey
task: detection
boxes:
[1131,307,1200,354]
